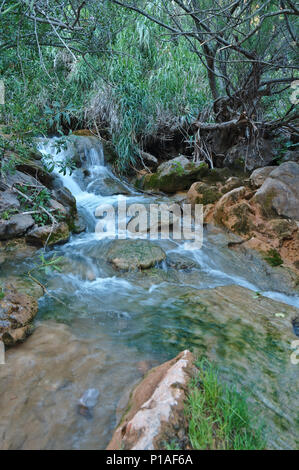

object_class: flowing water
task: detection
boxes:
[0,136,298,450]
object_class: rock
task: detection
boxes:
[166,252,198,270]
[107,350,195,450]
[48,198,67,215]
[25,222,70,247]
[213,187,254,236]
[137,156,209,193]
[187,182,221,207]
[4,169,39,188]
[0,239,37,266]
[86,176,131,196]
[0,286,38,346]
[107,239,166,270]
[224,138,276,170]
[68,135,104,166]
[0,214,35,240]
[140,150,158,169]
[73,213,86,234]
[221,176,243,193]
[52,187,77,219]
[0,321,111,449]
[0,190,20,214]
[250,166,277,188]
[253,162,299,220]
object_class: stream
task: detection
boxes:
[0,136,298,450]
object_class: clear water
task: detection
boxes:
[1,136,298,450]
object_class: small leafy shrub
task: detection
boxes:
[16,184,51,225]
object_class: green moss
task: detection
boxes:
[264,249,283,267]
[196,187,221,205]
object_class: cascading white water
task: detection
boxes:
[1,134,298,450]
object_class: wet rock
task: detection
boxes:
[0,286,38,346]
[73,213,86,234]
[68,135,104,166]
[52,186,77,219]
[250,166,277,188]
[86,176,131,196]
[25,222,70,247]
[166,252,198,270]
[0,239,37,266]
[107,239,166,271]
[137,156,209,193]
[253,162,299,220]
[0,321,112,449]
[0,214,35,240]
[107,350,195,450]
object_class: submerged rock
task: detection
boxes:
[107,350,195,450]
[0,285,38,346]
[107,239,166,271]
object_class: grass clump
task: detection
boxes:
[185,359,265,450]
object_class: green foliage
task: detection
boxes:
[1,208,18,220]
[34,253,63,275]
[0,283,4,300]
[0,0,296,173]
[185,358,266,450]
[16,183,51,225]
[264,249,283,267]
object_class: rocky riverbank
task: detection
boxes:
[1,133,299,449]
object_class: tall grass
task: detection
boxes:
[185,359,266,450]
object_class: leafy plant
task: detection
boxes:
[1,208,18,220]
[16,184,52,226]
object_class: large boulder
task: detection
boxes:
[0,214,35,240]
[253,162,299,220]
[224,139,276,171]
[136,156,208,193]
[107,239,166,270]
[107,350,195,450]
[0,285,38,346]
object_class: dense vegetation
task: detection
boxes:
[0,0,298,173]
